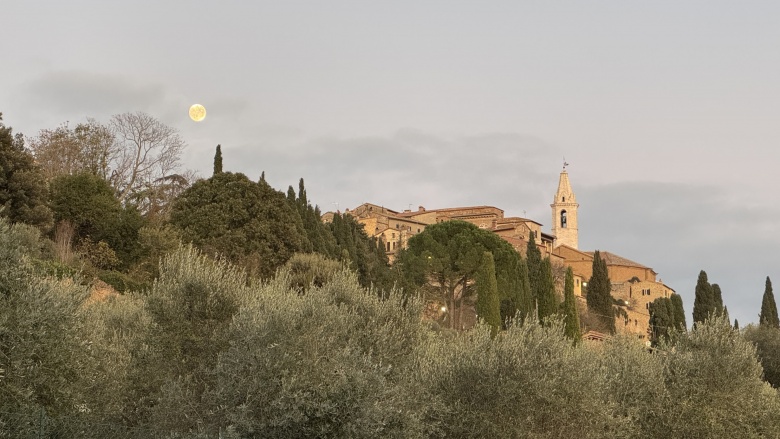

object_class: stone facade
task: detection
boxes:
[322,169,675,341]
[337,203,560,264]
[551,169,579,249]
[550,169,675,342]
[611,280,675,341]
[343,203,427,263]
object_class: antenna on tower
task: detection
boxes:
[563,157,569,170]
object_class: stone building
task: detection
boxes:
[325,166,675,340]
[337,202,559,264]
[549,167,675,342]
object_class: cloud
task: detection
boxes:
[223,129,564,217]
[22,70,168,116]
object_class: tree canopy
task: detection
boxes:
[397,220,526,330]
[0,114,53,232]
[49,172,143,267]
[170,171,308,278]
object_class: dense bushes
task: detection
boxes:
[2,223,780,437]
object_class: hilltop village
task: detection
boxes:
[325,169,675,342]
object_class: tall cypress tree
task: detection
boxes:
[475,251,501,336]
[537,257,557,323]
[516,256,533,322]
[587,250,615,333]
[649,297,674,344]
[760,276,780,328]
[526,234,542,315]
[670,293,687,331]
[213,144,223,175]
[712,283,724,317]
[562,267,581,342]
[692,270,714,326]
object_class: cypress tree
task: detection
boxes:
[475,251,501,336]
[670,293,687,331]
[298,178,307,208]
[649,297,674,344]
[526,233,542,314]
[213,144,223,175]
[562,266,581,342]
[760,276,780,328]
[537,257,558,323]
[516,256,533,322]
[712,283,724,317]
[587,250,615,334]
[723,306,730,324]
[286,185,296,203]
[692,270,714,326]
[734,319,739,330]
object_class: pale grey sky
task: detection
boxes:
[3,1,780,325]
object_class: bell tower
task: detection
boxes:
[551,165,579,249]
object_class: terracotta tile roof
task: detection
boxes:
[396,205,503,216]
[385,215,429,226]
[492,224,516,232]
[585,251,649,269]
[497,216,542,226]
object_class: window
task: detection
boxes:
[576,279,580,287]
[392,233,395,239]
[386,242,390,251]
[561,210,567,228]
[562,196,565,202]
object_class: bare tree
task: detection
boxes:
[27,119,116,181]
[110,112,185,203]
[74,118,116,180]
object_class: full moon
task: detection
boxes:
[189,104,206,122]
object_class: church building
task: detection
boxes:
[325,166,675,341]
[549,166,675,342]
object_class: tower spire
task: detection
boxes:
[551,167,579,249]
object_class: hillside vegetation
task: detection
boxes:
[3,113,780,437]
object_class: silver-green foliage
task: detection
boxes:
[656,316,780,438]
[210,269,427,438]
[414,320,629,438]
[0,218,92,436]
[744,324,780,388]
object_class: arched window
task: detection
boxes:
[561,210,567,228]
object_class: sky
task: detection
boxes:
[2,1,779,326]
